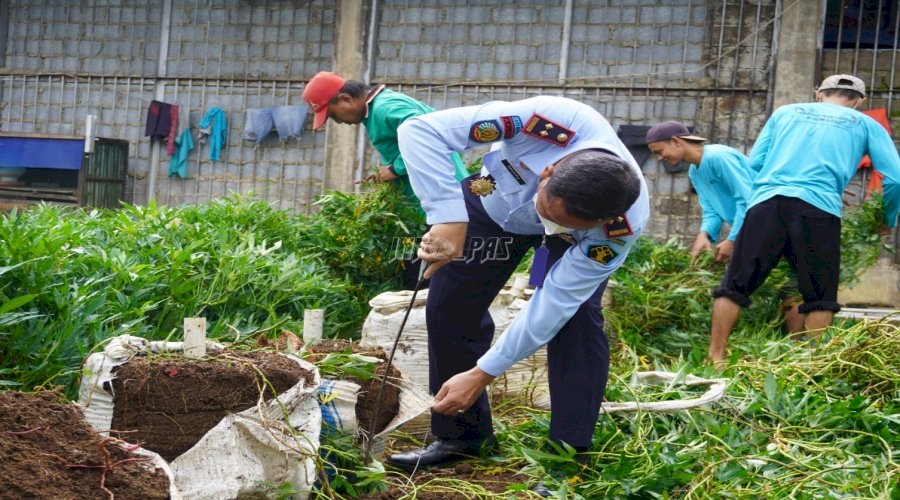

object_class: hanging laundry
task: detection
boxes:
[272,104,308,141]
[166,104,179,156]
[169,105,194,179]
[197,107,227,161]
[242,108,274,145]
[241,104,308,146]
[857,108,893,195]
[145,100,180,155]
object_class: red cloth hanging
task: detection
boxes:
[857,108,893,195]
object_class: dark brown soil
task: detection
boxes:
[0,390,170,500]
[110,349,314,462]
[360,462,535,499]
[302,339,402,438]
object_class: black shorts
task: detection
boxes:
[713,196,842,314]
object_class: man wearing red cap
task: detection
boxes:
[302,71,468,192]
[302,71,469,288]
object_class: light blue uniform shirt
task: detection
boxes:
[397,96,650,376]
[688,144,754,242]
[749,102,900,226]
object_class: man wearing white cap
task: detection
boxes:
[708,74,900,363]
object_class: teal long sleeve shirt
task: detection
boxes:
[361,88,469,201]
[748,102,900,227]
[688,144,754,242]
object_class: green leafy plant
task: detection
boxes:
[840,192,891,287]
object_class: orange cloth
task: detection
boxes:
[857,108,893,194]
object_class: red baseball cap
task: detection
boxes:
[302,71,346,129]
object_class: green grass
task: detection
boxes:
[0,190,896,499]
[0,186,422,397]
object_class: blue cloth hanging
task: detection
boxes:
[197,107,227,161]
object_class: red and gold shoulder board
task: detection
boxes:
[522,113,575,147]
[604,216,633,238]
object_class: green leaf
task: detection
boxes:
[0,294,37,314]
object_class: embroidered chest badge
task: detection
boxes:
[604,215,633,238]
[522,113,575,146]
[468,175,497,196]
[587,244,618,265]
[471,120,502,143]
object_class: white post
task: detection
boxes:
[184,317,207,358]
[303,309,323,345]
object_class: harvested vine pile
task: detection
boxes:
[0,390,170,499]
[110,349,314,462]
[302,339,402,437]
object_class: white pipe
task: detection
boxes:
[558,0,574,85]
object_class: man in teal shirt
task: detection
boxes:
[709,74,900,363]
[302,71,470,288]
[646,121,753,263]
[646,120,804,333]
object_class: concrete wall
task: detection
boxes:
[4,0,898,255]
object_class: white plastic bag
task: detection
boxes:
[360,287,551,435]
[318,372,433,461]
[78,335,322,500]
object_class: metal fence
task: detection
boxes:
[2,0,899,243]
[1,0,336,213]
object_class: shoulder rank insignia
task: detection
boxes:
[604,215,633,238]
[523,113,575,147]
[500,115,523,139]
[587,244,618,265]
[471,120,502,143]
[468,175,496,196]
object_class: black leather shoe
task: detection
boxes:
[532,481,553,497]
[385,438,486,472]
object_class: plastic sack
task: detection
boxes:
[78,335,322,500]
[531,370,728,414]
[360,285,551,436]
[318,371,433,461]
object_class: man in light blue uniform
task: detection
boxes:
[709,74,900,363]
[384,96,650,490]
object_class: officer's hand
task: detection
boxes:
[417,223,467,278]
[690,232,713,263]
[432,367,495,416]
[714,239,734,263]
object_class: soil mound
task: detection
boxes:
[0,390,170,499]
[110,349,313,462]
[303,339,402,437]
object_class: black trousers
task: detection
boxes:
[427,179,610,449]
[714,195,842,314]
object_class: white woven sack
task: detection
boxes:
[317,371,433,461]
[78,335,322,500]
[532,370,728,414]
[360,287,551,436]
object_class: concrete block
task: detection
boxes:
[839,257,900,307]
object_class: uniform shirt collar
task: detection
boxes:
[364,84,386,119]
